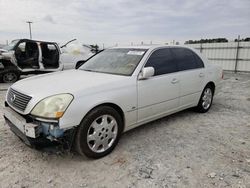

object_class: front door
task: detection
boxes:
[137,48,180,123]
[15,41,39,69]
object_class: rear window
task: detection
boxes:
[171,48,204,71]
[192,51,204,68]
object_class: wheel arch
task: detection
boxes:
[205,81,215,94]
[81,102,125,132]
[0,68,21,83]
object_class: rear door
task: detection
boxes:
[137,48,180,123]
[171,47,205,108]
[40,43,61,70]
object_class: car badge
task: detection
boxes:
[10,94,16,102]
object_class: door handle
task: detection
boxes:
[171,78,179,84]
[199,73,205,77]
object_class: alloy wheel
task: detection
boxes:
[87,115,118,153]
[202,88,212,110]
[3,72,18,83]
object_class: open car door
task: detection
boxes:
[15,40,39,69]
[40,42,61,70]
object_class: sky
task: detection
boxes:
[0,0,249,47]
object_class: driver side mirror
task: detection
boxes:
[75,60,87,69]
[139,67,155,80]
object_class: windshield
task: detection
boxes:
[79,48,147,76]
[2,40,19,51]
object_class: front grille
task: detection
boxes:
[7,88,32,112]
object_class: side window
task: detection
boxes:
[171,48,199,71]
[192,52,204,68]
[145,48,178,76]
[15,42,27,60]
[47,44,57,50]
[17,42,26,52]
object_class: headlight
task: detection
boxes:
[31,94,73,119]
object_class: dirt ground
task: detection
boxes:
[0,72,249,188]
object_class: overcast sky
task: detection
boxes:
[0,0,249,46]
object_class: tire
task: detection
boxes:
[75,106,123,159]
[1,70,20,83]
[195,85,214,113]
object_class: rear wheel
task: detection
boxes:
[1,70,20,83]
[75,106,123,158]
[195,85,214,113]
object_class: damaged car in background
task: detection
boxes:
[3,45,223,158]
[0,39,94,83]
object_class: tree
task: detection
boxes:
[90,44,99,53]
[234,37,250,42]
[185,38,228,44]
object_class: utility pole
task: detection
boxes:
[26,21,33,39]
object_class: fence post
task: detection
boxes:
[200,43,203,53]
[234,35,240,73]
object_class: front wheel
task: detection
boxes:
[1,70,20,83]
[75,106,123,158]
[195,85,214,113]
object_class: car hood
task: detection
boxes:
[0,48,8,53]
[11,70,130,99]
[0,49,6,56]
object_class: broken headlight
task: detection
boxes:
[31,94,73,119]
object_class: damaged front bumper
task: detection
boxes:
[3,106,74,147]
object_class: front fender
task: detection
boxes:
[59,84,137,129]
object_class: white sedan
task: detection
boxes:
[3,45,222,158]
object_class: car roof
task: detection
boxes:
[16,38,57,44]
[112,45,191,50]
[111,45,206,64]
[112,45,154,49]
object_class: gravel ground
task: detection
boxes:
[0,72,250,188]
